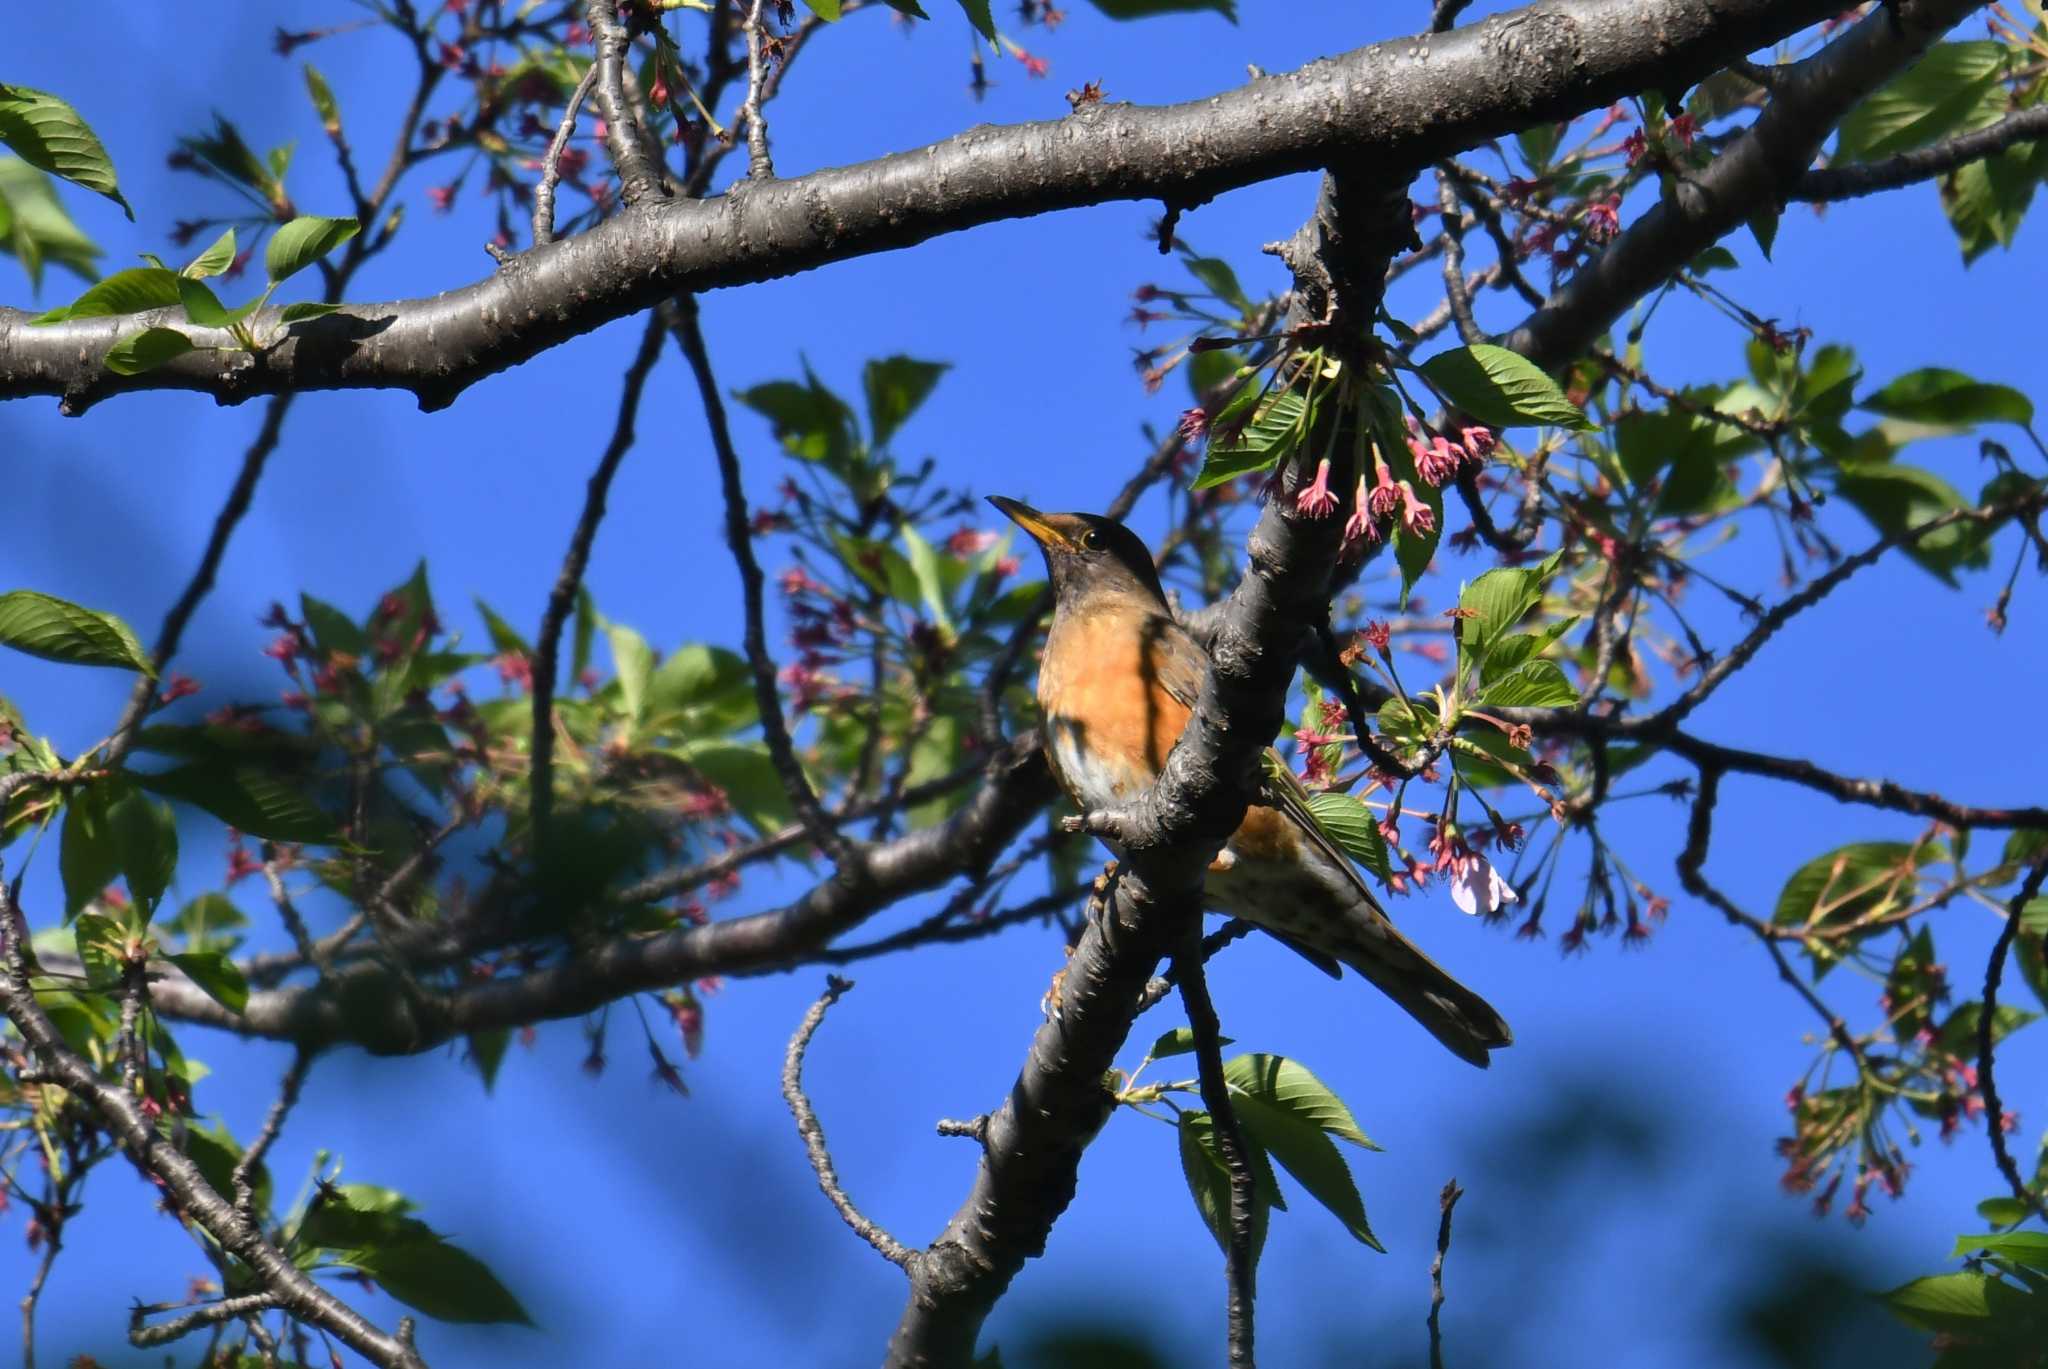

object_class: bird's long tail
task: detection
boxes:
[1333,923,1512,1068]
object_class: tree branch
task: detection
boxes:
[1427,1178,1463,1369]
[2,0,1851,413]
[1178,925,1257,1367]
[1795,106,2048,202]
[1980,855,2048,1220]
[782,976,914,1266]
[528,307,668,837]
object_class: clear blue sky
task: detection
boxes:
[3,2,2043,1365]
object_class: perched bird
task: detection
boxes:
[989,496,1513,1067]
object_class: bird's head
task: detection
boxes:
[986,496,1165,609]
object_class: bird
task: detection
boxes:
[988,495,1513,1067]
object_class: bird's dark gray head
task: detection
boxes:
[986,496,1165,609]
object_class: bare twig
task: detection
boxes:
[529,307,668,838]
[1428,1179,1463,1369]
[584,0,666,206]
[1435,170,1484,346]
[1178,923,1256,1368]
[1980,855,2048,1220]
[781,976,913,1267]
[130,1293,286,1349]
[532,63,600,245]
[666,294,853,864]
[234,1049,315,1222]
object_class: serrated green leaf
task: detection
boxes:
[137,764,339,845]
[103,326,195,376]
[607,622,654,724]
[1952,1232,2048,1271]
[175,276,261,330]
[862,355,948,447]
[299,1193,531,1325]
[0,590,153,673]
[165,950,248,1014]
[30,266,180,324]
[804,0,843,16]
[1880,1271,2035,1334]
[299,593,366,656]
[60,787,119,920]
[0,156,104,291]
[1229,1083,1381,1250]
[183,227,237,279]
[1222,1053,1378,1149]
[1836,42,2008,163]
[1480,615,1579,684]
[1773,842,1929,934]
[1145,1025,1232,1062]
[278,300,342,323]
[953,0,994,38]
[1833,462,1991,586]
[1418,344,1594,431]
[736,367,861,472]
[0,83,130,216]
[1862,368,2034,429]
[109,787,177,909]
[265,215,359,283]
[675,740,793,837]
[1177,1110,1274,1261]
[1181,254,1250,313]
[1302,791,1392,883]
[1476,658,1576,708]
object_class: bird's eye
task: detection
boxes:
[1080,527,1104,551]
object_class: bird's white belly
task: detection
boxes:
[1045,714,1143,813]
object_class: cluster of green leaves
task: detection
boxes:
[1119,1029,1381,1266]
[0,81,127,288]
[1884,1226,2048,1366]
[28,214,358,373]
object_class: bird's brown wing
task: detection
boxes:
[1143,613,1389,916]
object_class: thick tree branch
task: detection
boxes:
[1502,0,1984,369]
[2,0,1850,413]
[121,734,1055,1050]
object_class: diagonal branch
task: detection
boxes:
[529,308,668,837]
[2,0,1853,414]
[783,976,914,1266]
[1980,855,2048,1220]
[1795,106,2048,202]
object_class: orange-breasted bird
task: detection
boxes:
[989,496,1512,1068]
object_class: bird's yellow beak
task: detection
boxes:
[986,495,1072,551]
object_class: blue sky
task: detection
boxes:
[2,2,2044,1365]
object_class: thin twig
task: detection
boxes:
[1177,923,1256,1368]
[1435,171,1484,346]
[1427,1178,1463,1369]
[1797,107,2048,202]
[20,1222,59,1369]
[1981,856,2048,1221]
[532,63,600,245]
[529,307,668,839]
[666,294,853,864]
[130,1293,285,1349]
[1430,0,1472,31]
[104,395,295,767]
[234,1049,315,1222]
[781,975,913,1267]
[584,0,666,206]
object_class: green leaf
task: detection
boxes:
[1418,344,1594,431]
[1978,1197,2031,1226]
[1302,792,1392,883]
[1941,142,2044,263]
[1935,1000,2040,1056]
[607,623,654,725]
[162,891,249,953]
[71,910,126,986]
[1180,254,1251,313]
[1880,1271,2035,1335]
[103,326,195,376]
[30,266,180,324]
[474,599,533,657]
[137,764,339,845]
[676,740,793,837]
[175,276,261,330]
[1833,462,1991,586]
[1952,1232,2048,1271]
[862,356,948,447]
[1862,368,2034,429]
[0,589,153,673]
[59,787,119,919]
[164,950,249,1014]
[1145,1025,1232,1062]
[303,64,341,134]
[1456,551,1561,670]
[182,227,237,279]
[278,300,342,323]
[108,787,177,909]
[736,368,861,472]
[1836,42,2008,163]
[0,84,130,216]
[1480,615,1579,684]
[0,157,102,290]
[1221,1053,1378,1149]
[1476,658,1576,708]
[1177,1110,1273,1262]
[1746,206,1779,261]
[1773,842,1928,933]
[300,1194,532,1325]
[1089,0,1236,18]
[901,526,956,639]
[264,215,359,283]
[1229,1080,1381,1250]
[300,594,367,656]
[468,1027,511,1092]
[1197,390,1311,488]
[803,0,843,17]
[952,0,993,38]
